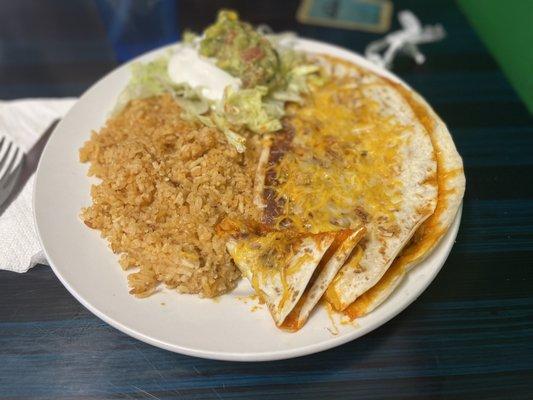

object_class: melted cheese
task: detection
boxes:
[344,83,463,319]
[269,78,405,233]
[233,230,326,313]
[234,231,296,303]
[281,229,354,331]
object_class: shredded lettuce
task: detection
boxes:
[182,30,199,45]
[222,86,282,133]
[212,115,247,153]
[171,86,210,116]
[114,57,172,114]
[114,14,328,153]
[114,55,210,117]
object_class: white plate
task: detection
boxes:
[34,38,461,361]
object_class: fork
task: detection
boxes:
[0,135,24,208]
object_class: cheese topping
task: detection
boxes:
[343,82,464,319]
[231,231,329,311]
[268,77,406,233]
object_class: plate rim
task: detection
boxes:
[33,37,462,362]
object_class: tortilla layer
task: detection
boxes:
[344,81,465,318]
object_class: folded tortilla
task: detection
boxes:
[256,54,439,312]
[343,81,465,319]
[282,225,365,331]
[226,226,364,329]
[237,54,464,327]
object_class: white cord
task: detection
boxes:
[365,10,446,69]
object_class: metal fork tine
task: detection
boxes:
[0,142,23,210]
[1,152,23,190]
[0,136,5,153]
[2,147,19,182]
[0,141,13,172]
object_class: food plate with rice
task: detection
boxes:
[34,11,464,361]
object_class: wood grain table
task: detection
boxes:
[1,1,531,398]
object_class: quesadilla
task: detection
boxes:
[224,54,463,331]
[343,81,465,319]
[225,223,364,328]
[258,55,439,312]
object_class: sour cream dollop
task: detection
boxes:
[167,46,241,101]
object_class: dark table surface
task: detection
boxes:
[1,0,532,399]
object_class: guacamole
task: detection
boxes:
[199,10,280,88]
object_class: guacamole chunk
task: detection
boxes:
[117,9,325,152]
[200,10,280,88]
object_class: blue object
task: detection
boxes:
[94,0,179,62]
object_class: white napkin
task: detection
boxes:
[0,98,76,272]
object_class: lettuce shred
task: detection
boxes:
[114,57,172,114]
[114,23,326,153]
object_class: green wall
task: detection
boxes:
[458,0,533,112]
